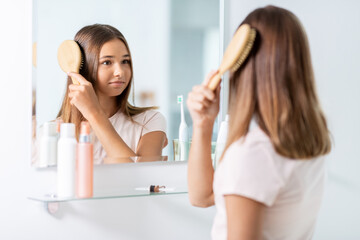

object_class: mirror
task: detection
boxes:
[31,0,220,167]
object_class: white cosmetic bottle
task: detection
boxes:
[214,114,229,169]
[178,95,189,161]
[57,123,77,199]
[39,122,57,167]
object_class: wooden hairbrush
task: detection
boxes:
[57,40,83,85]
[208,24,256,90]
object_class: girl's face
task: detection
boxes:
[96,38,131,98]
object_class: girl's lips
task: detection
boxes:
[109,81,125,84]
[109,81,126,87]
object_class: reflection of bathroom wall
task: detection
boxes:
[168,0,219,159]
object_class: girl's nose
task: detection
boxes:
[113,63,123,77]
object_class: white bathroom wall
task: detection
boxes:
[228,1,360,239]
[0,1,215,239]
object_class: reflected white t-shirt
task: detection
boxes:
[92,109,167,164]
[212,126,326,240]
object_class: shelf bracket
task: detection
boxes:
[44,202,59,214]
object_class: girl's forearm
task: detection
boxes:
[88,111,136,158]
[188,123,215,207]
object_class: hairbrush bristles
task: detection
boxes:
[79,56,84,71]
[76,41,84,71]
[231,29,256,72]
[207,24,257,91]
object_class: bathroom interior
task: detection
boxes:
[0,0,359,239]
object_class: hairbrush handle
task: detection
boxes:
[70,76,79,85]
[207,73,222,91]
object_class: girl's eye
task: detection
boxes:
[102,60,111,65]
[122,59,131,64]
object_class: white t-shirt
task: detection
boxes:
[92,109,167,164]
[212,126,326,240]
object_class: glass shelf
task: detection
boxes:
[28,188,188,203]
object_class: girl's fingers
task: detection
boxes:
[202,70,219,86]
[214,84,221,100]
[68,83,87,94]
[192,85,216,101]
[189,92,211,108]
[68,84,78,91]
[190,101,206,112]
[188,93,213,112]
[68,88,80,100]
[67,72,89,86]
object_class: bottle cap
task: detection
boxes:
[80,121,91,135]
[43,122,57,136]
[60,123,75,138]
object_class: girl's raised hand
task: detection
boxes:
[187,70,221,128]
[67,72,102,120]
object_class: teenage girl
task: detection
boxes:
[58,24,168,163]
[187,6,331,240]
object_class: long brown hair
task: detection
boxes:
[57,24,155,138]
[224,6,331,159]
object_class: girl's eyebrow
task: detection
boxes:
[100,55,114,59]
[100,54,130,59]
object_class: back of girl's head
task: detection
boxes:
[227,5,331,159]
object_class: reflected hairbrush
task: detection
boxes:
[208,24,256,90]
[57,40,83,85]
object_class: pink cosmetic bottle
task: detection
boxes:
[76,121,93,198]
